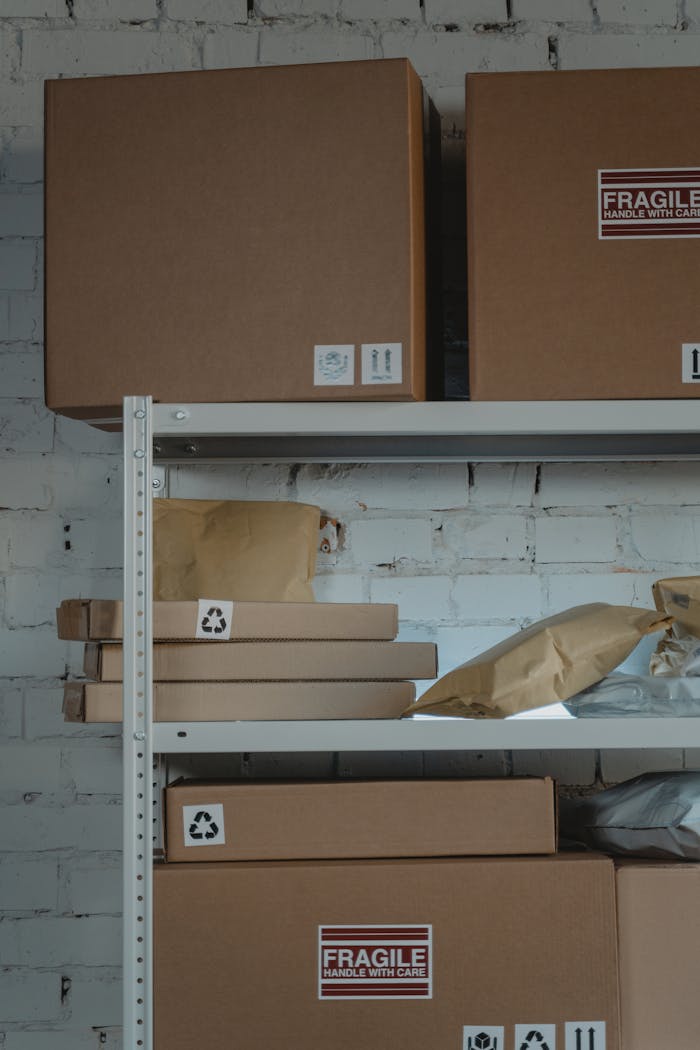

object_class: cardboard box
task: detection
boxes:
[62,680,415,722]
[57,598,399,642]
[467,67,700,400]
[83,640,438,682]
[45,58,434,420]
[616,861,700,1050]
[164,776,557,862]
[154,854,620,1050]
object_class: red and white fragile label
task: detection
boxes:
[599,168,700,239]
[318,924,432,1000]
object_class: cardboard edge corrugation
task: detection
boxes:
[465,72,480,401]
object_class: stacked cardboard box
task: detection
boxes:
[58,598,437,722]
[155,777,621,1049]
[616,860,700,1050]
[44,58,440,421]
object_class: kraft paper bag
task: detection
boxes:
[405,603,672,719]
[154,499,320,603]
[651,576,700,676]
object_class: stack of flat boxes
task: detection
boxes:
[57,598,437,722]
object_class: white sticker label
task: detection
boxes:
[682,343,700,383]
[515,1024,556,1049]
[182,803,225,847]
[319,924,432,1000]
[314,345,355,386]
[195,599,234,640]
[361,343,403,385]
[462,1027,504,1050]
[565,1022,605,1050]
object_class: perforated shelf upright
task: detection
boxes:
[122,394,700,1050]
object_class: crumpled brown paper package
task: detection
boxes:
[650,576,700,676]
[405,603,672,719]
[154,499,320,603]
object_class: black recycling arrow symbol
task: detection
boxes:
[520,1031,550,1050]
[188,809,219,841]
[200,607,228,635]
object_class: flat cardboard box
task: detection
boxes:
[57,598,398,642]
[467,67,700,399]
[164,776,556,862]
[62,680,416,722]
[45,59,433,419]
[616,861,700,1050]
[155,854,620,1050]
[83,640,438,682]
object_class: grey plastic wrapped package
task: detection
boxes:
[560,771,700,861]
[564,673,700,717]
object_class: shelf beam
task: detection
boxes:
[151,401,700,462]
[153,716,700,752]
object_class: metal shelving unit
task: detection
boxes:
[123,395,700,1050]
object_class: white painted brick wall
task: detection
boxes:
[2,3,700,1042]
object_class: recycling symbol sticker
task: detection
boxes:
[515,1024,556,1050]
[195,599,233,641]
[183,803,225,847]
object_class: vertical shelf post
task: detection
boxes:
[123,396,154,1050]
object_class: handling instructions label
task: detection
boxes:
[564,1021,605,1050]
[318,924,432,1000]
[599,168,700,239]
[462,1026,505,1049]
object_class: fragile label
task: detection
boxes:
[515,1023,556,1048]
[318,924,432,1000]
[314,345,355,386]
[564,1021,605,1050]
[599,168,700,239]
[195,599,234,640]
[361,343,403,384]
[182,803,225,847]
[462,1026,505,1049]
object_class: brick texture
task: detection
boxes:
[0,4,697,1041]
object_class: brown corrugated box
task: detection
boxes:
[45,58,432,419]
[155,854,620,1050]
[83,640,438,682]
[62,680,415,723]
[616,860,700,1050]
[164,776,557,862]
[467,67,700,400]
[57,598,398,641]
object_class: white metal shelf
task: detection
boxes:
[123,395,700,1050]
[153,716,700,752]
[151,400,700,462]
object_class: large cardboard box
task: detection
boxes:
[45,59,434,419]
[155,854,620,1050]
[467,67,700,400]
[83,639,438,682]
[62,680,415,723]
[164,776,557,861]
[616,861,700,1050]
[57,598,398,641]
